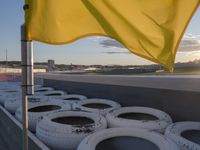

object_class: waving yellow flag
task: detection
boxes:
[25,0,199,71]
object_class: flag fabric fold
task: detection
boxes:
[25,0,200,71]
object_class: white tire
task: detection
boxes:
[165,122,200,150]
[4,95,50,114]
[36,90,66,98]
[54,94,87,104]
[4,97,22,114]
[0,86,19,91]
[73,98,121,116]
[15,100,71,132]
[34,87,54,93]
[34,85,43,89]
[36,110,107,150]
[106,107,172,133]
[78,128,179,150]
[0,91,21,105]
[0,82,20,90]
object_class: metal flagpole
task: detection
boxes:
[21,24,34,150]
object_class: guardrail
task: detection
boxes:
[0,105,49,150]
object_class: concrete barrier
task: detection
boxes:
[44,79,200,122]
[0,106,49,150]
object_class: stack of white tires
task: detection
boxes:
[35,90,67,100]
[2,82,191,150]
[36,110,107,150]
[75,106,178,150]
[3,87,56,113]
[78,128,180,150]
[73,98,121,116]
[4,95,50,114]
[15,100,71,132]
[54,94,87,104]
[34,87,54,93]
[106,106,172,133]
[165,121,200,150]
[0,82,20,90]
[0,90,21,105]
[0,85,47,107]
[33,98,118,149]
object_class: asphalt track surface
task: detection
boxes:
[36,73,200,92]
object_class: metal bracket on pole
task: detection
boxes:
[21,24,34,150]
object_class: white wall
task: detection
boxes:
[0,68,46,73]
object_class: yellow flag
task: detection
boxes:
[25,0,199,71]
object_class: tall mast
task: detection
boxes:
[6,48,8,66]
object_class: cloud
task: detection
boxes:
[178,34,200,52]
[96,34,200,53]
[86,36,107,42]
[99,38,130,54]
[102,51,131,54]
[100,39,124,49]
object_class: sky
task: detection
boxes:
[0,0,200,66]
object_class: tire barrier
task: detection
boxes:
[4,95,50,114]
[34,84,43,89]
[54,94,87,104]
[165,121,200,150]
[0,82,20,90]
[106,107,172,133]
[34,87,54,93]
[0,83,41,91]
[0,90,20,105]
[36,90,66,98]
[36,110,107,150]
[78,128,180,150]
[73,99,121,116]
[15,100,71,132]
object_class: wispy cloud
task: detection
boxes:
[102,51,131,54]
[100,39,124,49]
[178,34,200,52]
[92,34,200,54]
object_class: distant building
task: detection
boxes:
[48,59,55,71]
